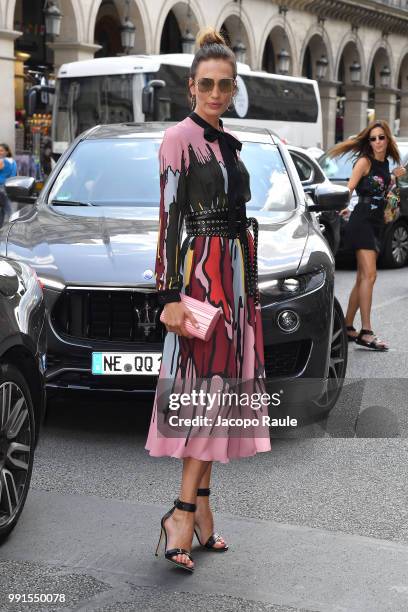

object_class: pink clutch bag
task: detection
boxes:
[160,294,221,341]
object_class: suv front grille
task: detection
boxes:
[52,289,165,343]
[264,340,311,378]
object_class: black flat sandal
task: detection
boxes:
[355,329,389,351]
[155,498,196,572]
[346,325,358,342]
[193,488,228,552]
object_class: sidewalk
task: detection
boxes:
[0,489,407,611]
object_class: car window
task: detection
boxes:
[320,143,408,181]
[240,142,296,211]
[318,153,354,180]
[289,152,313,182]
[47,138,296,212]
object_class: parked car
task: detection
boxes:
[288,145,342,256]
[1,122,349,422]
[0,258,46,543]
[319,139,408,267]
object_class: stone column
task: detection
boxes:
[399,90,408,138]
[374,87,398,131]
[318,80,340,150]
[343,84,370,138]
[47,42,102,73]
[0,29,22,152]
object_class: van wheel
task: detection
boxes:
[0,364,35,544]
[381,220,408,268]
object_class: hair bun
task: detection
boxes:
[196,27,226,48]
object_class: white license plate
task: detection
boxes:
[92,352,161,375]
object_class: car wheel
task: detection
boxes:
[0,363,35,544]
[381,220,408,268]
[312,297,348,416]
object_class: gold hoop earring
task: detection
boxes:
[227,97,235,112]
[191,95,196,110]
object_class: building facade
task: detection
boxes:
[1,0,408,152]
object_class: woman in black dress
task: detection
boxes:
[328,120,406,350]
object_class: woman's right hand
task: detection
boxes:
[161,301,199,338]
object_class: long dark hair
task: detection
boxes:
[190,27,237,80]
[0,143,13,158]
[328,120,400,164]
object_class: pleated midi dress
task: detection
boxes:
[145,112,271,463]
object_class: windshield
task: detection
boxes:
[47,138,296,211]
[53,74,144,143]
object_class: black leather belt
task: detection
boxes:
[358,196,385,204]
[185,209,260,305]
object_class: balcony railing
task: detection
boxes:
[375,0,408,9]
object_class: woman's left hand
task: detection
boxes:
[392,166,407,178]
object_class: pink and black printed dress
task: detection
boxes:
[145,112,271,463]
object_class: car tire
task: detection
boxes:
[311,297,348,417]
[380,220,408,268]
[0,363,36,544]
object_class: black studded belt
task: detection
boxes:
[185,209,259,305]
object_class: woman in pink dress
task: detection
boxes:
[146,27,271,572]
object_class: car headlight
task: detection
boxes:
[259,268,325,302]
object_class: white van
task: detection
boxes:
[51,53,323,155]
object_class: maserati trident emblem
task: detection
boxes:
[134,294,160,337]
[143,269,154,280]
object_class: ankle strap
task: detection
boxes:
[359,329,373,336]
[174,498,196,512]
[197,488,210,496]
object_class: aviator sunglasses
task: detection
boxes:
[369,134,386,142]
[193,77,236,94]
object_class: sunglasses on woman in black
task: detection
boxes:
[369,135,386,142]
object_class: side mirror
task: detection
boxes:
[5,176,37,203]
[26,85,56,116]
[307,183,349,212]
[142,86,153,116]
[27,87,38,117]
[142,79,166,120]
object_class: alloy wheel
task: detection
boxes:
[313,299,348,412]
[391,225,408,266]
[0,381,32,528]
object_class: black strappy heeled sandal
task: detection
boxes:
[346,325,358,342]
[155,498,196,572]
[355,329,389,351]
[193,488,228,552]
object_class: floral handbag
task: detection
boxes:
[384,179,400,224]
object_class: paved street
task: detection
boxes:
[1,266,408,612]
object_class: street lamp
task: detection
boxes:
[316,54,329,80]
[182,0,195,54]
[278,5,291,75]
[121,0,136,54]
[277,48,290,75]
[349,60,361,84]
[380,65,391,88]
[233,0,247,63]
[182,30,195,54]
[233,40,247,63]
[43,1,62,37]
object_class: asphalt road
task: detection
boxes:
[1,266,408,612]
